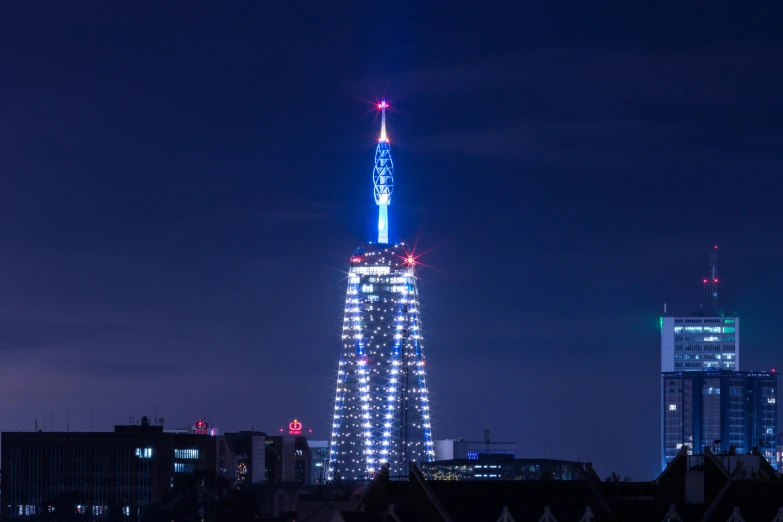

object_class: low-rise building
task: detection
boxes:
[1,421,217,518]
[421,454,583,481]
[433,437,517,461]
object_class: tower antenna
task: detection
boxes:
[373,99,394,244]
[709,246,719,316]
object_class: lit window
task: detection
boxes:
[135,447,153,459]
[174,449,199,459]
[352,266,391,275]
[723,327,735,333]
[669,404,677,411]
[174,463,195,473]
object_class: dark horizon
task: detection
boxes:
[1,2,782,480]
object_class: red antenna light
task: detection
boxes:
[703,279,708,283]
[714,278,718,283]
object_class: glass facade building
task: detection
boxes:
[660,317,739,372]
[661,370,777,470]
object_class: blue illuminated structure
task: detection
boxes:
[373,100,394,244]
[328,101,433,481]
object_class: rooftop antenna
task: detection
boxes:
[663,303,667,316]
[373,99,394,244]
[66,409,70,432]
[708,246,719,316]
[90,406,94,432]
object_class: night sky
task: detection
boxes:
[2,2,782,480]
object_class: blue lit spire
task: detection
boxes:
[373,100,394,244]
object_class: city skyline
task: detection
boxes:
[1,3,782,482]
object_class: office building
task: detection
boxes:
[265,435,312,484]
[434,437,517,461]
[1,421,217,518]
[661,247,739,372]
[308,440,329,484]
[329,100,434,481]
[218,431,267,485]
[219,431,312,486]
[421,454,583,481]
[660,316,739,371]
[662,370,777,469]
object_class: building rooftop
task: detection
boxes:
[327,448,782,522]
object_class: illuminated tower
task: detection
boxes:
[328,101,434,481]
[373,100,394,244]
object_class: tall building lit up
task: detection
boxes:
[661,247,739,372]
[660,247,778,471]
[328,100,434,481]
[661,370,777,470]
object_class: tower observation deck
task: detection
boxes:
[328,101,434,481]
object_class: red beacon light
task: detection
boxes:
[378,100,388,109]
[407,256,415,265]
[703,279,708,283]
[351,256,363,263]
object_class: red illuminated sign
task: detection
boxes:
[288,419,303,435]
[194,419,208,435]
